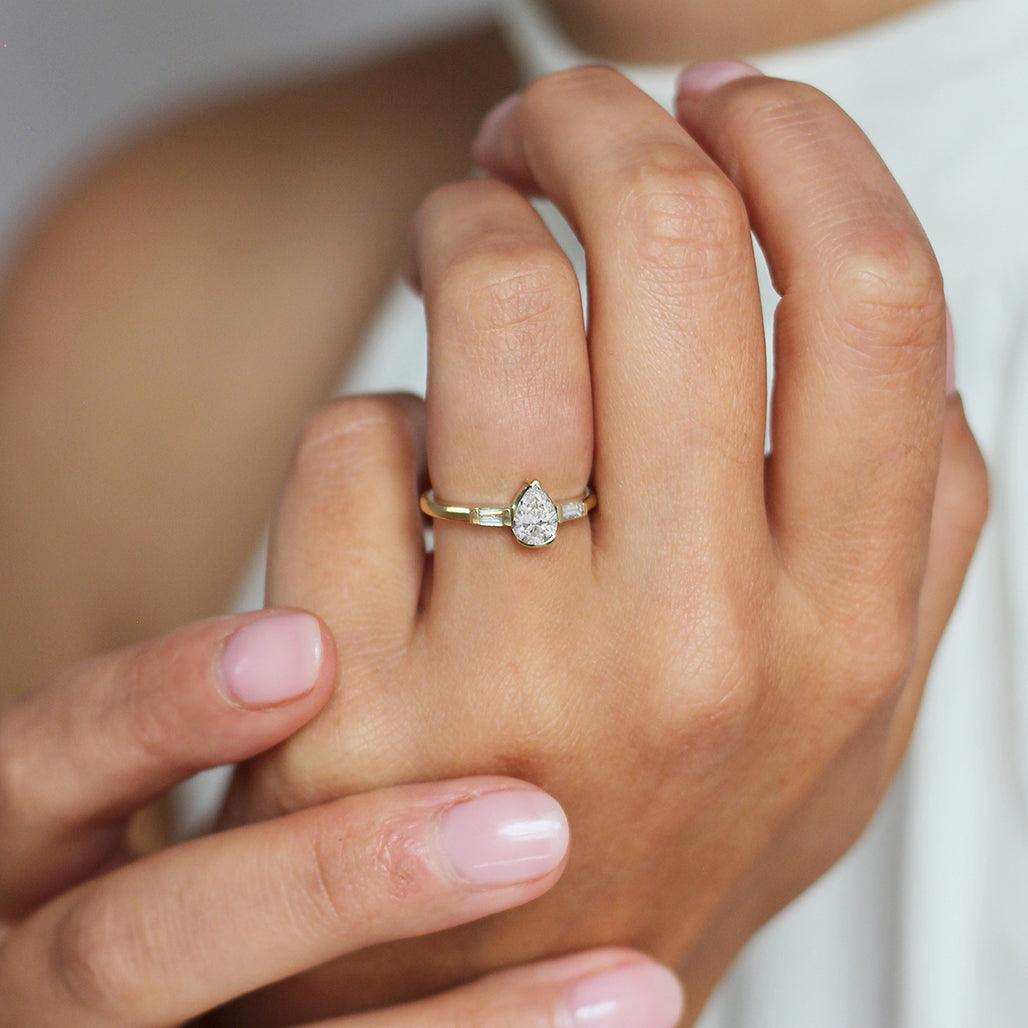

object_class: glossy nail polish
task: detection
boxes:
[438,789,569,886]
[562,961,685,1027]
[221,613,323,707]
[676,59,763,100]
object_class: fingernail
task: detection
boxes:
[561,962,685,1027]
[438,789,569,886]
[676,59,763,100]
[946,305,957,396]
[473,92,520,161]
[221,613,323,707]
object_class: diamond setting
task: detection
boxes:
[474,509,506,527]
[511,481,559,548]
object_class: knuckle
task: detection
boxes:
[433,242,582,421]
[655,673,762,765]
[522,64,624,112]
[416,179,519,238]
[826,227,945,369]
[303,805,433,935]
[634,589,766,753]
[417,179,491,224]
[721,78,834,146]
[440,240,578,340]
[833,614,917,709]
[53,893,146,1017]
[673,639,763,745]
[306,824,360,930]
[616,151,750,285]
[0,678,91,832]
[122,641,190,774]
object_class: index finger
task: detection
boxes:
[0,611,334,916]
[0,779,569,1026]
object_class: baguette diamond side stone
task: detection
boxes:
[475,509,506,527]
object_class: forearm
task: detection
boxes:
[0,23,519,699]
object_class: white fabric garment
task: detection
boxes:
[227,1,1028,1023]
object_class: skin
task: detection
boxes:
[0,3,988,1025]
[215,65,987,1024]
[0,24,520,696]
[0,612,684,1026]
[0,0,940,702]
[546,0,937,61]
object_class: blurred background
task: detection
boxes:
[0,0,491,259]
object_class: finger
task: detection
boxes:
[676,64,947,610]
[472,68,769,566]
[268,393,427,642]
[321,949,684,1028]
[0,778,570,1026]
[257,396,429,820]
[0,611,334,916]
[411,177,592,583]
[886,393,988,772]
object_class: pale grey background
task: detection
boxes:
[0,1,494,259]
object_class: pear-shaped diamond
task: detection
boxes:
[511,481,558,547]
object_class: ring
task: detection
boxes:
[419,479,596,549]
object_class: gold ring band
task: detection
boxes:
[419,479,595,549]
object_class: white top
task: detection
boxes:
[231,1,1028,1023]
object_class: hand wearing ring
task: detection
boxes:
[222,64,986,1024]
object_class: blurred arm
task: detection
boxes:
[0,24,519,699]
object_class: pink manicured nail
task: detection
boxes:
[221,613,323,707]
[562,962,685,1027]
[438,790,569,886]
[946,305,957,396]
[473,92,520,160]
[676,60,763,100]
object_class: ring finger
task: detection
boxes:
[411,178,593,601]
